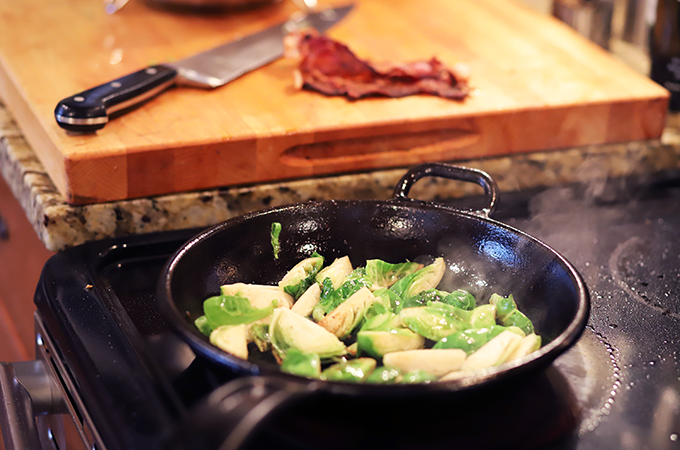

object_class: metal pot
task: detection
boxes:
[157,163,590,450]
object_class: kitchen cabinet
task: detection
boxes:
[0,175,53,362]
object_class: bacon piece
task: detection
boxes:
[283,29,469,100]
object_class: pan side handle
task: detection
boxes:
[391,163,499,217]
[166,376,318,450]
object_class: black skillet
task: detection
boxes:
[157,163,590,450]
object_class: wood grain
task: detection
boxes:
[0,0,669,204]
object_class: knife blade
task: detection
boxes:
[54,4,353,132]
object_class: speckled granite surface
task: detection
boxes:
[2,100,680,251]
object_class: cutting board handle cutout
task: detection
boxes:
[279,128,481,168]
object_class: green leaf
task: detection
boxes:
[270,222,282,259]
[203,295,275,329]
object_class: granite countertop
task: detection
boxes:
[3,97,680,252]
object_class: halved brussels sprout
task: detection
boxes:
[507,333,542,361]
[489,293,535,335]
[364,259,423,291]
[210,324,249,359]
[366,366,402,384]
[401,370,439,384]
[221,283,294,309]
[359,311,402,333]
[468,304,496,329]
[356,329,425,359]
[383,349,467,377]
[433,325,525,354]
[318,287,376,338]
[500,309,535,336]
[278,254,324,300]
[280,348,321,378]
[316,256,353,290]
[269,308,346,360]
[389,257,446,302]
[370,288,399,314]
[399,305,468,341]
[312,269,371,321]
[460,330,523,372]
[203,294,276,330]
[442,289,477,310]
[320,358,377,383]
[290,282,321,317]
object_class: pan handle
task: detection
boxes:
[166,376,318,450]
[392,163,499,217]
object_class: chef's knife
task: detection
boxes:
[54,4,352,132]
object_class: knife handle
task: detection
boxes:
[54,64,178,132]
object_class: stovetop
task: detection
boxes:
[33,171,680,450]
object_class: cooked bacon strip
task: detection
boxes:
[283,29,469,100]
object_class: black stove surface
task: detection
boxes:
[34,172,680,450]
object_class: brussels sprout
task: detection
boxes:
[359,312,402,333]
[316,256,353,290]
[210,324,249,359]
[460,330,523,372]
[383,349,467,377]
[290,282,321,317]
[203,294,276,329]
[364,259,423,291]
[366,366,402,384]
[370,288,398,314]
[507,333,542,361]
[269,308,347,360]
[489,293,517,319]
[401,370,439,384]
[320,358,377,383]
[270,222,282,259]
[442,289,477,310]
[433,325,524,354]
[389,257,446,302]
[357,329,425,359]
[500,309,535,336]
[278,253,324,300]
[434,328,492,354]
[426,301,472,322]
[194,315,212,336]
[221,283,294,310]
[399,305,468,341]
[489,293,535,335]
[280,348,321,378]
[312,270,371,321]
[318,287,376,338]
[248,322,270,352]
[468,304,497,329]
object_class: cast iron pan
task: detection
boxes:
[157,163,590,450]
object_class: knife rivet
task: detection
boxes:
[111,81,122,88]
[73,96,85,102]
[145,67,158,75]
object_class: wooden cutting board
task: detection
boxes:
[0,0,668,204]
